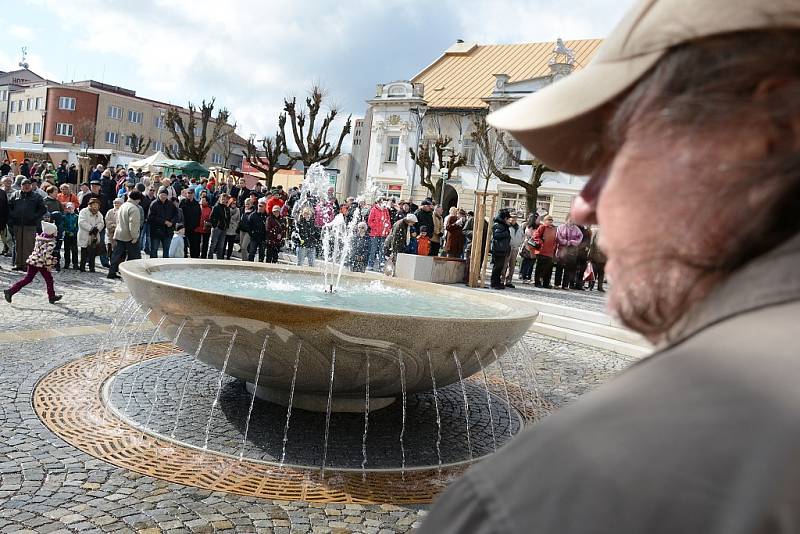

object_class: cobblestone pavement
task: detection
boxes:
[0,252,630,533]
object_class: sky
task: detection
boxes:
[2,0,635,142]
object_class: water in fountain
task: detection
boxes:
[122,313,165,418]
[204,330,238,450]
[143,319,186,438]
[90,297,136,379]
[493,348,515,439]
[426,350,444,475]
[279,341,303,467]
[240,334,269,460]
[171,325,210,439]
[321,346,337,476]
[452,351,474,461]
[398,351,407,478]
[102,306,148,424]
[361,351,371,478]
[476,351,497,452]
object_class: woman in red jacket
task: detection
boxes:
[533,215,557,288]
[195,197,212,259]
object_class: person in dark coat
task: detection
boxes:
[208,193,231,260]
[413,200,434,254]
[264,205,285,263]
[489,209,512,289]
[246,199,268,262]
[350,222,371,273]
[20,159,31,179]
[147,187,179,258]
[384,213,418,266]
[444,208,466,258]
[8,179,48,271]
[179,188,202,258]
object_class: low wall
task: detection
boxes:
[395,254,465,284]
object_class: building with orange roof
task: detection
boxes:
[359,38,602,222]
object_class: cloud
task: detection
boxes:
[22,0,634,148]
[9,25,34,40]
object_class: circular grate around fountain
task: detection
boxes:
[33,343,548,504]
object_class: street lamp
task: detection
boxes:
[408,106,427,200]
[439,146,454,207]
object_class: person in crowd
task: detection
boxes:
[3,221,61,304]
[57,184,79,208]
[67,163,78,185]
[519,214,539,283]
[8,178,47,271]
[554,218,584,290]
[0,177,8,259]
[265,204,285,264]
[413,200,434,253]
[490,209,512,290]
[0,159,10,177]
[574,224,593,290]
[208,193,231,260]
[238,198,254,260]
[79,180,107,211]
[236,178,251,208]
[225,197,240,260]
[502,212,525,288]
[350,221,370,273]
[430,205,444,257]
[385,213,418,267]
[139,184,155,254]
[116,179,135,199]
[266,191,284,215]
[416,226,431,257]
[314,188,337,228]
[147,187,179,258]
[77,197,104,272]
[107,191,142,279]
[100,169,116,206]
[367,198,391,271]
[168,223,186,259]
[77,183,90,205]
[246,198,269,262]
[294,206,319,267]
[43,186,63,214]
[179,188,201,258]
[443,208,466,259]
[104,198,123,260]
[532,215,557,288]
[195,196,212,259]
[89,164,103,182]
[62,203,79,270]
[30,178,48,200]
[20,159,31,179]
[56,160,68,185]
[587,227,607,292]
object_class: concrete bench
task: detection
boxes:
[394,254,465,284]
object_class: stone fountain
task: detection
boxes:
[119,259,538,412]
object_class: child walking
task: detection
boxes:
[4,221,63,304]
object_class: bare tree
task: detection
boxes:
[164,99,235,162]
[409,135,466,200]
[243,116,297,189]
[129,134,151,155]
[282,85,351,171]
[472,115,550,214]
[73,118,96,148]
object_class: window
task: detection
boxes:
[105,131,119,144]
[154,115,165,129]
[536,195,552,216]
[33,122,41,135]
[193,126,202,137]
[10,101,16,113]
[58,96,76,111]
[26,98,33,111]
[0,90,7,101]
[127,110,143,123]
[504,140,522,168]
[124,135,133,147]
[107,105,122,120]
[56,123,73,136]
[35,97,43,110]
[462,139,476,166]
[152,140,163,152]
[0,112,5,123]
[15,124,22,135]
[500,191,527,219]
[7,124,13,136]
[386,136,399,162]
[24,123,31,135]
[17,100,23,111]
[211,153,224,165]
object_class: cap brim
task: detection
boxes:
[487,50,663,175]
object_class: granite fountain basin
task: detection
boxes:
[119,259,538,412]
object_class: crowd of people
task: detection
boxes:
[0,156,606,302]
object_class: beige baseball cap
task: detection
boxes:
[487,0,800,175]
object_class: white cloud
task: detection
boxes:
[9,25,34,40]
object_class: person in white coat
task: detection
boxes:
[77,197,105,272]
[502,212,525,287]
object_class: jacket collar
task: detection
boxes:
[666,230,800,347]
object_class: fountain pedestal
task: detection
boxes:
[245,382,395,413]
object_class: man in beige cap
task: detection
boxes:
[420,1,800,532]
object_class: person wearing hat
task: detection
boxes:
[489,209,512,290]
[67,163,78,185]
[7,177,47,271]
[3,221,62,304]
[245,198,269,262]
[420,1,800,533]
[56,160,69,186]
[79,179,112,267]
[0,159,10,177]
[413,200,434,254]
[77,197,105,272]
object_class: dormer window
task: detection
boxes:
[387,85,406,98]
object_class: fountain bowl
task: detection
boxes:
[120,259,538,412]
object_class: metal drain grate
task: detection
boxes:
[33,343,544,504]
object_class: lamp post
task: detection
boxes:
[408,106,426,200]
[439,146,453,208]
